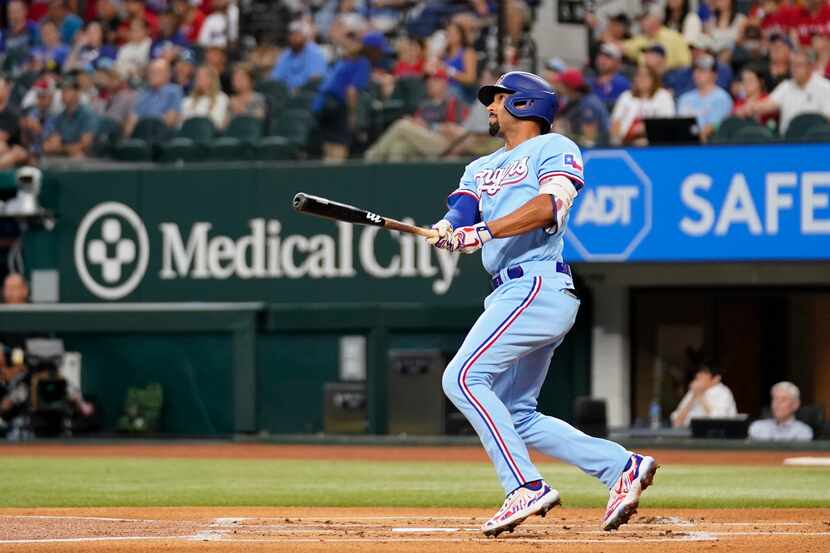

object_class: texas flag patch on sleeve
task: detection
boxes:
[564,153,582,172]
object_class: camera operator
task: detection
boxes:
[0,345,31,440]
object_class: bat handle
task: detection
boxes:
[384,218,440,239]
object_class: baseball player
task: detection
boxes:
[427,72,657,537]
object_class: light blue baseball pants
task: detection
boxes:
[442,263,631,494]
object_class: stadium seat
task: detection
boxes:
[131,117,175,143]
[731,125,776,144]
[804,124,830,143]
[208,115,264,160]
[285,90,317,111]
[711,116,758,144]
[256,80,289,112]
[257,109,314,160]
[177,116,217,144]
[784,112,829,141]
[111,138,153,161]
[796,404,826,439]
[93,117,124,157]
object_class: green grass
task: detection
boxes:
[1,457,828,509]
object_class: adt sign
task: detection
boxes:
[567,150,652,261]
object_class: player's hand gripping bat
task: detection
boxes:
[292,193,438,239]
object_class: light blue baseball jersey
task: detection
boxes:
[440,131,631,496]
[449,133,584,275]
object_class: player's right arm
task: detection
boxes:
[428,162,481,248]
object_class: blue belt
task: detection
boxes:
[490,262,571,290]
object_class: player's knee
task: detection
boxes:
[441,364,466,406]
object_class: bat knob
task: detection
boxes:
[292,193,307,211]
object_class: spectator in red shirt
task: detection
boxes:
[393,36,426,78]
[789,0,830,47]
[814,32,830,77]
[748,0,794,35]
[172,0,206,44]
[118,0,159,44]
[733,63,777,129]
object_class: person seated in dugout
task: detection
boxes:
[748,382,814,441]
[670,361,737,428]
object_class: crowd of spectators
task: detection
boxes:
[0,0,827,166]
[581,0,830,145]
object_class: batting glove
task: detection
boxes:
[450,222,493,254]
[427,219,453,250]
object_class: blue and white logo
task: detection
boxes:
[567,150,652,261]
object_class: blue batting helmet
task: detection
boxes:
[477,71,558,133]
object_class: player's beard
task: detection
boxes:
[488,121,500,137]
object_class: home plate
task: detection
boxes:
[392,528,462,533]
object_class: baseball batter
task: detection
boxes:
[426,72,657,537]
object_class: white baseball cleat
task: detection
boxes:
[601,453,658,531]
[482,481,561,538]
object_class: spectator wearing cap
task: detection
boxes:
[151,9,191,61]
[173,49,197,94]
[115,18,152,80]
[183,64,229,130]
[748,382,813,442]
[65,21,118,73]
[737,49,830,134]
[119,0,160,43]
[664,0,703,43]
[677,54,734,142]
[705,0,747,54]
[766,32,793,91]
[95,0,124,45]
[730,25,767,77]
[365,68,469,162]
[197,0,238,49]
[226,63,266,125]
[93,59,138,122]
[589,43,631,108]
[543,57,567,90]
[45,0,83,45]
[172,0,206,45]
[554,68,610,147]
[663,35,734,96]
[43,74,99,158]
[312,32,372,162]
[20,79,57,156]
[1,0,39,54]
[610,65,675,145]
[623,8,691,70]
[124,58,183,136]
[585,11,631,62]
[641,43,670,80]
[33,20,69,72]
[268,20,327,93]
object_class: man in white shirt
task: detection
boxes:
[737,49,830,133]
[197,0,239,49]
[671,363,737,428]
[748,382,813,442]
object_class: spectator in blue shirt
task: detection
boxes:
[1,0,39,53]
[313,32,371,162]
[663,35,733,96]
[45,0,84,45]
[64,21,118,73]
[32,20,69,72]
[555,67,610,147]
[677,54,734,142]
[124,58,183,136]
[269,20,327,92]
[589,43,631,109]
[43,73,99,158]
[151,8,191,61]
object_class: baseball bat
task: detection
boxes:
[292,193,437,238]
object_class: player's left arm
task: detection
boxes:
[451,138,584,252]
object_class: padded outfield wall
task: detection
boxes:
[11,143,830,435]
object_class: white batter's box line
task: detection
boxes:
[0,536,185,544]
[0,515,165,523]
